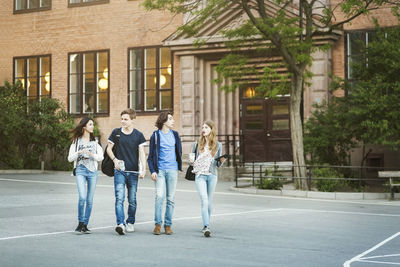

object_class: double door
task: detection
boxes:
[241,98,292,162]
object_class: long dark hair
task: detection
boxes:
[70,117,95,142]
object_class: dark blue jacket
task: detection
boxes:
[147,130,182,174]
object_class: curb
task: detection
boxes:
[229,185,400,200]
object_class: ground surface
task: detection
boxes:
[0,173,399,267]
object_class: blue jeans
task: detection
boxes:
[195,174,217,227]
[75,165,98,225]
[114,170,139,225]
[154,170,178,226]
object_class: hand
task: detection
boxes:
[219,157,226,164]
[151,172,157,181]
[139,173,145,179]
[114,159,121,170]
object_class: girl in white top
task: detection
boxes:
[67,117,103,234]
[189,120,226,237]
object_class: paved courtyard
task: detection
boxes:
[0,172,399,267]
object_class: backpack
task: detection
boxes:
[101,128,121,177]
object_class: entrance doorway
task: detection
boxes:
[240,97,292,162]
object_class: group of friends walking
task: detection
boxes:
[67,109,226,238]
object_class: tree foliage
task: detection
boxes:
[142,0,400,187]
[0,82,74,169]
[305,25,400,166]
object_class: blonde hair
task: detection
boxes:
[198,120,217,156]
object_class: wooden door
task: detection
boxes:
[241,98,292,162]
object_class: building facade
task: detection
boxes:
[1,0,399,166]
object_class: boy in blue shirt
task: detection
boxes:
[147,111,182,235]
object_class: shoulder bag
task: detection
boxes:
[185,143,198,181]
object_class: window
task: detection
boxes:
[14,0,51,13]
[346,30,382,91]
[68,0,109,7]
[68,50,109,115]
[13,55,51,101]
[128,47,173,112]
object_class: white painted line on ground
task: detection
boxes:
[358,259,400,265]
[0,208,282,241]
[363,254,400,260]
[284,208,400,218]
[1,177,400,206]
[343,232,400,267]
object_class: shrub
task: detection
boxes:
[258,178,283,190]
[312,167,347,192]
[0,81,74,170]
[257,165,283,190]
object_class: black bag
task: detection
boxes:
[185,165,195,181]
[185,144,197,181]
[101,128,121,177]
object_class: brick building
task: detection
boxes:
[0,0,398,166]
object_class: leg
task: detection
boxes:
[75,167,87,224]
[206,174,218,224]
[126,173,139,224]
[84,170,98,225]
[154,170,166,226]
[114,170,126,225]
[164,170,178,226]
[195,174,210,227]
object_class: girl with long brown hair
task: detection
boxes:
[189,120,226,237]
[67,117,103,234]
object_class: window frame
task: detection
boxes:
[67,49,110,116]
[345,29,387,94]
[13,54,52,100]
[13,0,51,14]
[127,46,174,114]
[68,0,109,8]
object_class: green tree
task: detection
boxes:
[0,82,74,169]
[305,25,400,166]
[143,0,399,188]
[0,82,27,168]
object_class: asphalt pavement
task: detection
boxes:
[0,172,399,267]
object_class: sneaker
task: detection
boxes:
[82,224,91,234]
[75,222,84,234]
[202,226,211,237]
[115,224,125,235]
[153,224,161,235]
[126,223,135,233]
[164,225,173,235]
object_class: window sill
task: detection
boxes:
[68,0,109,8]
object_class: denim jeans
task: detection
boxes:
[154,170,178,226]
[195,174,217,227]
[75,165,98,225]
[114,170,139,225]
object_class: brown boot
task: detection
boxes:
[153,224,161,235]
[164,225,173,235]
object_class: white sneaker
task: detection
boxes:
[115,224,125,235]
[126,223,135,233]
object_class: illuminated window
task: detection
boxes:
[68,50,109,115]
[13,55,51,101]
[128,47,173,112]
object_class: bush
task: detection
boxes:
[312,167,347,192]
[257,165,283,190]
[258,178,283,190]
[0,81,74,170]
